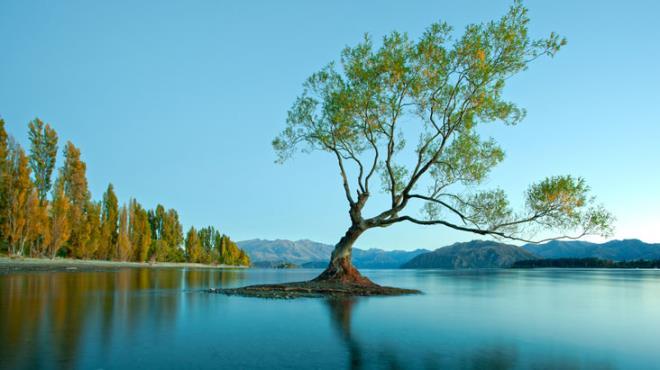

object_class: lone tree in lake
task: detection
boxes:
[259,1,614,294]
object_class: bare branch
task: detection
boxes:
[377,215,590,244]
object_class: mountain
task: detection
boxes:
[522,239,660,261]
[238,239,333,265]
[401,240,537,269]
[237,239,429,268]
[353,248,430,269]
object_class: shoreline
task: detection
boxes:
[0,256,248,274]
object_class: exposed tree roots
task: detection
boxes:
[209,257,420,299]
[209,280,420,299]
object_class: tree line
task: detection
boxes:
[511,258,660,269]
[0,117,250,266]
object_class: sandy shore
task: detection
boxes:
[0,256,248,274]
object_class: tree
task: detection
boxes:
[60,141,91,257]
[3,140,33,255]
[47,179,71,258]
[100,184,119,260]
[273,2,613,286]
[25,189,50,256]
[185,227,202,263]
[83,201,102,259]
[148,205,184,262]
[129,198,151,262]
[27,118,58,203]
[0,119,9,249]
[117,204,132,261]
[198,226,221,264]
[217,234,250,266]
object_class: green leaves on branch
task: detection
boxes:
[436,176,614,242]
[524,175,614,237]
[429,132,504,188]
[27,118,58,203]
[273,1,612,243]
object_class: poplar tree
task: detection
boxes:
[84,201,102,259]
[185,227,202,263]
[216,234,249,266]
[117,204,131,261]
[129,199,151,262]
[0,119,9,247]
[149,205,184,262]
[25,189,50,256]
[100,184,119,259]
[164,209,184,262]
[61,142,91,257]
[48,179,71,258]
[4,140,33,255]
[27,118,58,203]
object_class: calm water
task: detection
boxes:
[1,268,660,369]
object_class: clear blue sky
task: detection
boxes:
[1,0,658,250]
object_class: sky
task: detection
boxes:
[1,0,658,250]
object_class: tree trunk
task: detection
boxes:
[312,225,376,286]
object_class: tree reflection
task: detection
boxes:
[0,268,232,369]
[323,298,606,370]
[326,299,363,370]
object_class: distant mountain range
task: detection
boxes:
[239,238,660,269]
[237,239,428,269]
[522,239,660,261]
[238,239,333,265]
[402,240,536,269]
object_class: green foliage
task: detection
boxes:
[184,227,202,263]
[273,1,612,244]
[83,201,102,259]
[117,204,131,261]
[61,142,91,257]
[192,226,251,266]
[48,178,70,258]
[129,198,151,262]
[27,118,58,203]
[218,234,250,266]
[148,205,184,262]
[0,119,8,250]
[0,118,249,264]
[100,184,119,260]
[3,140,34,255]
[524,176,614,236]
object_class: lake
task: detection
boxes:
[1,267,659,369]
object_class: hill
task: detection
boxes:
[522,239,660,261]
[238,239,334,265]
[237,239,428,268]
[401,240,537,269]
[512,258,660,269]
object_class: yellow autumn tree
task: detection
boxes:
[60,142,91,258]
[48,179,71,258]
[0,119,9,248]
[185,227,202,263]
[117,204,132,261]
[129,198,151,262]
[83,201,102,259]
[25,189,50,257]
[4,140,33,256]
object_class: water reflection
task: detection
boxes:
[326,298,519,370]
[326,299,364,369]
[0,268,656,369]
[0,268,247,369]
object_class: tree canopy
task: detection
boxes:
[274,1,613,244]
[0,117,250,266]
